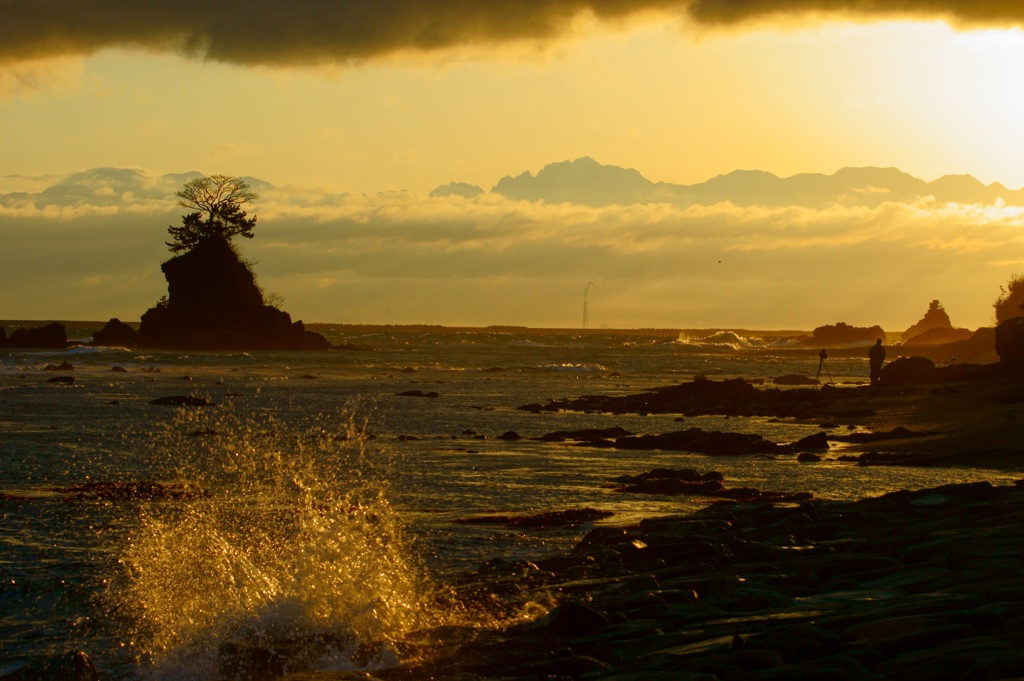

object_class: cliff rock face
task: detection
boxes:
[138,237,328,350]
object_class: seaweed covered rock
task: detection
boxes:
[138,236,327,350]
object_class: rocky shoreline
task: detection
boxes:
[361,477,1024,681]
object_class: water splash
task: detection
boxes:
[109,404,438,679]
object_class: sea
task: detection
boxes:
[1,324,1019,679]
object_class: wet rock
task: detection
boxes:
[395,390,439,398]
[44,361,74,371]
[616,478,726,495]
[539,426,633,441]
[790,431,830,450]
[497,430,522,440]
[612,468,724,485]
[148,395,214,406]
[830,426,928,443]
[46,375,74,384]
[797,452,822,462]
[110,365,128,372]
[454,507,613,529]
[615,428,779,455]
[0,650,99,681]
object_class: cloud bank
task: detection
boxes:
[0,1,1020,68]
[1,167,1022,329]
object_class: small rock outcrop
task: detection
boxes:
[137,237,328,350]
[902,300,971,345]
[91,318,139,347]
[3,322,68,348]
[808,322,885,347]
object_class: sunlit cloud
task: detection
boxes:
[0,55,84,96]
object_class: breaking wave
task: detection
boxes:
[108,406,440,679]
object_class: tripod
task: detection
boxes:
[816,349,834,386]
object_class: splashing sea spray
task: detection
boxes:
[110,405,439,678]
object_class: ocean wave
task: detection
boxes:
[673,331,771,351]
[539,362,608,372]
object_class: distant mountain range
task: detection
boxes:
[3,160,1020,211]
[431,157,1024,208]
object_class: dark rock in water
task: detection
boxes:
[831,426,928,443]
[137,236,329,350]
[454,507,613,529]
[5,322,68,349]
[524,376,831,419]
[615,427,778,455]
[539,426,632,441]
[44,361,74,371]
[616,477,725,495]
[148,395,214,406]
[498,430,522,440]
[611,467,724,485]
[91,317,138,347]
[791,431,830,451]
[809,321,885,347]
[46,375,74,384]
[396,389,439,398]
[1,650,98,681]
[880,356,936,385]
[797,452,822,462]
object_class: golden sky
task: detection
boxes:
[2,2,1024,329]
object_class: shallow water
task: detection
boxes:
[0,327,1019,678]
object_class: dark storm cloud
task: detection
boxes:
[1,0,1019,68]
[0,1,681,66]
[685,0,1024,26]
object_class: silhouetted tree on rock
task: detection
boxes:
[166,175,258,253]
[138,175,328,350]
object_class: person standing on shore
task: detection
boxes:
[868,338,885,385]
